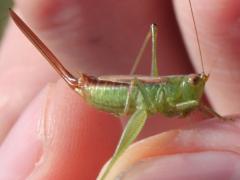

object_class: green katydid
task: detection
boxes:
[9,0,224,179]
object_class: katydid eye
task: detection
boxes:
[189,76,200,85]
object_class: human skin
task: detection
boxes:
[0,0,240,179]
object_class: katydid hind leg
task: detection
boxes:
[130,24,160,76]
[130,29,151,75]
[99,109,148,180]
[151,24,159,77]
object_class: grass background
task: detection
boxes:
[0,0,13,40]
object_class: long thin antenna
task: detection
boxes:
[188,0,205,74]
[9,9,79,89]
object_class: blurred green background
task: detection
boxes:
[0,0,13,40]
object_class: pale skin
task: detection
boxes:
[0,0,240,180]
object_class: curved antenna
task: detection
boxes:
[9,9,79,89]
[189,0,205,74]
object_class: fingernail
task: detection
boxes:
[121,152,240,180]
[0,86,51,180]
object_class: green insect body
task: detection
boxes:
[76,74,207,117]
[9,1,222,179]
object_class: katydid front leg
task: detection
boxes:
[176,100,199,111]
[199,104,232,121]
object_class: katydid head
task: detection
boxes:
[189,73,208,91]
[181,73,209,102]
[191,73,209,84]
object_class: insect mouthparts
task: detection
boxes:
[200,73,209,82]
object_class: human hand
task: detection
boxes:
[0,0,240,179]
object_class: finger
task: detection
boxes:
[100,117,240,179]
[0,85,46,179]
[123,152,240,180]
[174,0,240,115]
[0,80,122,179]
